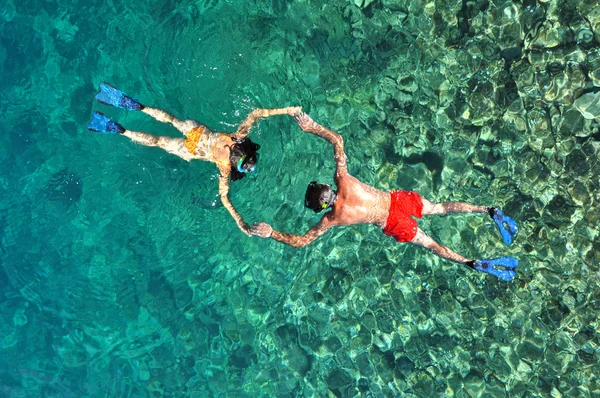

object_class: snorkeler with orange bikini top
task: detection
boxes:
[87,83,300,236]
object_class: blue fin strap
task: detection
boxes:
[490,208,518,246]
[88,112,125,134]
[95,82,143,111]
[473,257,518,281]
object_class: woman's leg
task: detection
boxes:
[123,130,192,161]
[141,107,200,135]
[94,84,202,135]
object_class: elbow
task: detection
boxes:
[333,134,344,147]
[333,139,345,154]
[219,194,230,207]
[218,187,229,199]
[280,239,309,248]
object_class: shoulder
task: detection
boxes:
[212,136,233,166]
[320,210,340,228]
[334,168,354,187]
[304,213,336,238]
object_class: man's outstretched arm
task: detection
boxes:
[294,113,348,176]
[233,107,302,139]
[250,216,334,248]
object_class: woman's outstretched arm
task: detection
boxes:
[217,167,251,236]
[233,107,302,139]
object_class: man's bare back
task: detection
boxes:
[251,112,520,281]
[330,173,391,227]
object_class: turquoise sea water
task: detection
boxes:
[2,0,600,396]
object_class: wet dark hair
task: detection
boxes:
[304,181,334,213]
[229,137,260,181]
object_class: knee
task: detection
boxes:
[423,201,444,215]
[157,137,173,148]
[182,120,197,130]
[437,203,452,214]
[159,113,174,123]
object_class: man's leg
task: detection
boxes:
[410,228,518,280]
[421,198,488,215]
[141,107,200,135]
[410,228,471,264]
[421,198,518,246]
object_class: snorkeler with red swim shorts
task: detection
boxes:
[250,113,519,281]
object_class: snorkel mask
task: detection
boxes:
[305,181,337,212]
[237,155,257,173]
[321,187,337,210]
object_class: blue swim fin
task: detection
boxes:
[88,111,125,134]
[471,257,518,281]
[490,208,518,246]
[95,82,143,110]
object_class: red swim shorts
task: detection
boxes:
[382,190,423,243]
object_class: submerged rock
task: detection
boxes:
[45,168,82,208]
[574,92,600,120]
[586,48,600,86]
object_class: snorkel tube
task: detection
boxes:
[237,155,256,173]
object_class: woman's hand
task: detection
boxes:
[285,106,302,116]
[239,222,251,236]
[250,222,273,238]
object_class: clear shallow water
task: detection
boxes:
[1,0,599,396]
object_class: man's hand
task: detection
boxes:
[285,106,302,116]
[294,112,317,132]
[251,222,273,238]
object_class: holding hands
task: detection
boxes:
[248,108,302,240]
[250,111,319,241]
